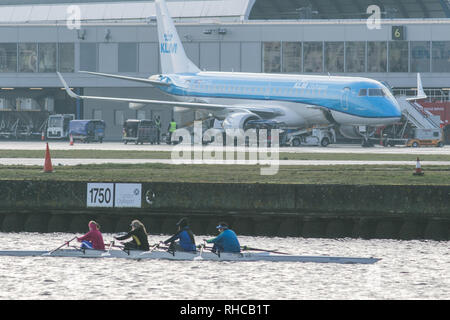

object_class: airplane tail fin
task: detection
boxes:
[406,73,427,101]
[155,0,200,74]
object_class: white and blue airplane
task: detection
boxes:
[58,0,402,145]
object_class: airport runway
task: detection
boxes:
[1,140,450,155]
[1,140,450,166]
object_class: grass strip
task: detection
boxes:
[1,149,450,162]
[0,163,449,185]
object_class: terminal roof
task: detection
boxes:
[249,0,450,19]
[0,0,255,23]
[0,0,448,24]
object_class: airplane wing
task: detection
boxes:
[77,71,171,87]
[57,72,284,117]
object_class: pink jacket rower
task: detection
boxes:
[77,221,105,250]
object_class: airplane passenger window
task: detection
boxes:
[359,89,367,96]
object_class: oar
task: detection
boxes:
[47,236,77,255]
[149,242,160,252]
[194,243,205,260]
[101,240,115,257]
[156,242,171,251]
[241,245,290,255]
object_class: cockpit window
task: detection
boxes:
[359,89,367,96]
[368,88,385,96]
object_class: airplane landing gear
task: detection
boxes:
[361,137,374,147]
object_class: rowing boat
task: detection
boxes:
[0,249,380,264]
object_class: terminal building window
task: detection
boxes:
[411,41,430,73]
[114,110,125,126]
[80,43,98,72]
[118,43,138,73]
[38,43,57,73]
[345,42,366,73]
[432,41,450,73]
[282,42,302,73]
[367,42,387,72]
[389,41,408,72]
[19,43,38,73]
[263,42,281,73]
[92,109,102,120]
[0,43,17,72]
[303,42,323,73]
[137,110,146,120]
[259,40,449,74]
[325,42,344,73]
[59,43,74,73]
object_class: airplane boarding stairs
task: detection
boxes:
[396,96,441,129]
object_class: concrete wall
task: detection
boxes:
[1,180,449,240]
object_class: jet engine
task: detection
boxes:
[339,125,376,146]
[338,125,365,139]
[222,112,261,130]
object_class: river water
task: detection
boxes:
[0,232,448,300]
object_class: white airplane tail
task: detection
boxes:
[155,0,200,74]
[406,73,427,101]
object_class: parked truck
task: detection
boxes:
[69,119,106,143]
[46,114,75,139]
[122,119,159,144]
[381,127,444,147]
[286,126,336,147]
[405,128,444,147]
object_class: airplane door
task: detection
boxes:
[264,83,271,100]
[183,80,190,95]
[341,87,351,111]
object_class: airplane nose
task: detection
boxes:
[384,97,402,119]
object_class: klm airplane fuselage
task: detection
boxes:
[156,71,402,128]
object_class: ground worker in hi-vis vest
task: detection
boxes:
[168,119,177,144]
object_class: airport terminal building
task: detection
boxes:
[0,0,449,140]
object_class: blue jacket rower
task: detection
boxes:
[205,222,241,253]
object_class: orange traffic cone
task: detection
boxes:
[41,131,45,141]
[69,134,74,146]
[413,157,424,176]
[43,143,53,173]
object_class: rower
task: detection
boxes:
[204,222,240,253]
[162,217,196,252]
[114,220,150,251]
[77,221,105,250]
